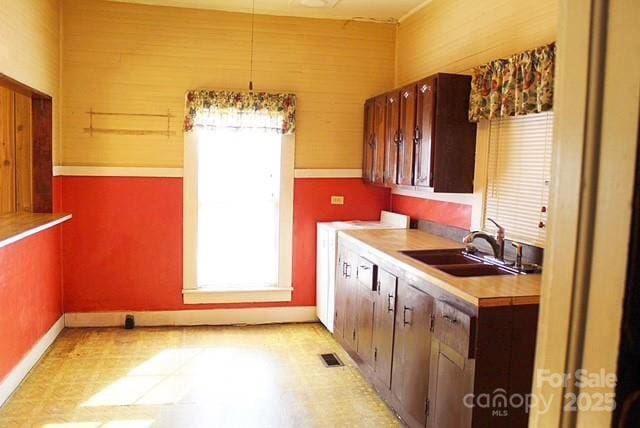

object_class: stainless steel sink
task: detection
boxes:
[400,249,520,277]
[400,249,481,266]
[436,263,518,277]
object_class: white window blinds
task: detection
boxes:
[483,111,553,248]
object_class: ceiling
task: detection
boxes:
[107,0,431,22]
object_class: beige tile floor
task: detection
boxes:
[0,323,401,428]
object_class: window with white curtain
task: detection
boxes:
[183,109,294,304]
[197,125,281,289]
[483,111,554,248]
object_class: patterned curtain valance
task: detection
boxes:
[183,90,296,134]
[469,43,556,122]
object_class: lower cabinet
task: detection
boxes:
[333,241,538,428]
[428,301,475,428]
[371,268,397,388]
[335,248,358,344]
[391,279,434,427]
[428,340,474,428]
[356,257,376,367]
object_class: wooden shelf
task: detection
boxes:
[0,213,72,249]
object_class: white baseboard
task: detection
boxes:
[65,306,318,327]
[0,315,65,407]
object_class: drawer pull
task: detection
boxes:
[359,265,370,270]
[387,294,394,312]
[403,306,413,326]
[345,263,352,278]
[443,314,458,324]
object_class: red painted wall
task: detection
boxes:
[0,227,63,382]
[391,194,472,230]
[58,176,389,312]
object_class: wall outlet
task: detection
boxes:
[331,195,344,205]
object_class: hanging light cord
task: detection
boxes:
[249,0,256,91]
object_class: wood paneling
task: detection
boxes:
[396,0,558,86]
[61,0,396,168]
[0,0,60,163]
[0,88,15,214]
[14,93,33,212]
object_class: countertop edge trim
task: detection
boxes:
[0,214,72,249]
[338,230,540,307]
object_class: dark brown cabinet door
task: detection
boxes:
[334,248,348,339]
[414,78,436,188]
[398,85,417,186]
[372,268,397,388]
[356,258,377,366]
[335,248,357,344]
[356,282,375,366]
[343,251,359,350]
[362,98,375,183]
[391,280,434,427]
[384,91,400,185]
[372,95,386,184]
[430,74,477,193]
[427,341,474,428]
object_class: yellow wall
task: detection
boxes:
[395,0,558,86]
[61,0,395,168]
[0,0,61,163]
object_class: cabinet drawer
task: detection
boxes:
[357,257,377,291]
[434,301,476,359]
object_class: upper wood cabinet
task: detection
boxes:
[414,77,436,188]
[383,92,400,185]
[397,84,417,186]
[362,73,477,193]
[362,96,386,185]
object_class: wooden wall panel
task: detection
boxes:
[396,0,558,86]
[61,0,396,169]
[0,88,15,214]
[15,92,33,212]
[0,0,60,164]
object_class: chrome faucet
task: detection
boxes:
[462,218,506,261]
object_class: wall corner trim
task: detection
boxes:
[64,306,318,327]
[0,315,65,407]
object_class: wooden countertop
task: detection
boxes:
[0,212,72,249]
[340,229,541,307]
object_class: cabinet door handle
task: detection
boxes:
[387,294,394,312]
[403,306,413,326]
[342,262,347,276]
[345,263,351,278]
[442,314,458,324]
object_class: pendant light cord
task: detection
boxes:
[249,0,255,91]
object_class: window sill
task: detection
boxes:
[182,287,293,304]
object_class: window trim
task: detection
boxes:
[182,131,295,304]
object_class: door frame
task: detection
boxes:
[530,0,640,425]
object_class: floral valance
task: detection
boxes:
[469,43,556,122]
[183,90,296,134]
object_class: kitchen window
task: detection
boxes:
[482,111,553,248]
[182,102,294,304]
